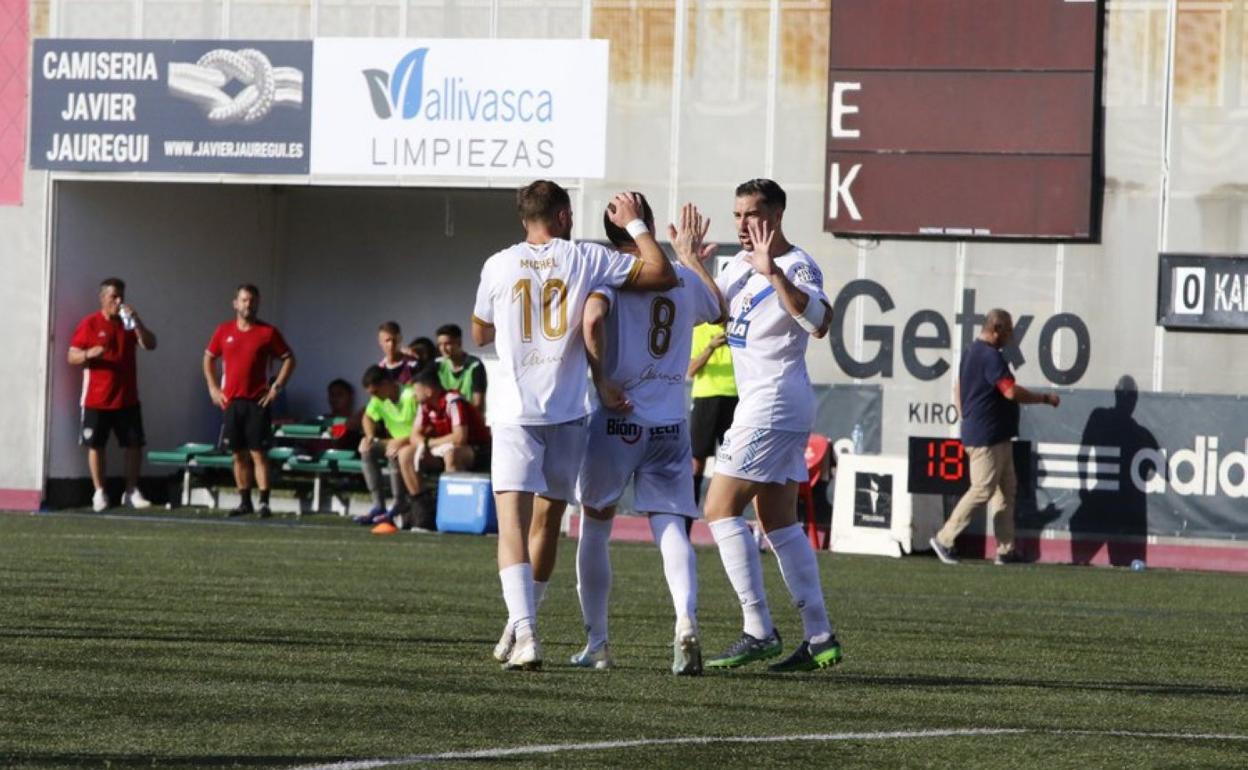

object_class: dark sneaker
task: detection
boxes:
[994,550,1026,565]
[705,629,783,669]
[257,504,272,519]
[228,503,254,517]
[929,537,959,565]
[769,635,843,673]
[353,506,385,526]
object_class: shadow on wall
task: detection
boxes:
[1068,375,1159,566]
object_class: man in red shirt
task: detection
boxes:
[202,284,296,517]
[68,277,157,512]
[397,367,491,507]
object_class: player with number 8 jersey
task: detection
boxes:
[471,181,677,671]
[571,198,727,675]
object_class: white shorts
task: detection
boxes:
[491,419,588,501]
[714,425,809,485]
[577,409,697,517]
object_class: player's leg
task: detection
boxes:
[648,512,701,675]
[359,441,389,516]
[989,443,1019,562]
[87,446,108,509]
[495,490,540,669]
[250,451,271,517]
[385,448,408,515]
[444,445,474,472]
[248,401,275,516]
[83,409,110,511]
[527,419,589,610]
[570,410,633,668]
[635,424,702,674]
[231,450,254,514]
[704,466,781,668]
[931,445,999,564]
[397,443,420,496]
[530,495,566,605]
[489,423,548,669]
[120,405,150,509]
[572,504,615,669]
[755,477,842,672]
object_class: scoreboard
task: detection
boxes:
[907,436,1034,496]
[825,0,1103,240]
[908,436,971,495]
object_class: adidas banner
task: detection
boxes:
[1017,386,1248,541]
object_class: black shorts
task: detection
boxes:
[690,396,738,459]
[221,399,272,452]
[81,404,145,449]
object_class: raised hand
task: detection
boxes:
[667,203,714,269]
[745,219,776,277]
[606,192,642,228]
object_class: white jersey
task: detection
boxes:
[473,238,641,425]
[592,264,722,426]
[716,246,828,432]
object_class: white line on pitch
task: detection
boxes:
[286,727,1248,769]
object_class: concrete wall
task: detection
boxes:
[48,182,280,478]
[0,161,49,506]
[277,186,516,418]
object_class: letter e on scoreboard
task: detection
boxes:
[1173,267,1206,315]
[831,82,861,139]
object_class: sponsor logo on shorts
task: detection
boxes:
[606,417,642,445]
[82,427,93,440]
[647,424,681,440]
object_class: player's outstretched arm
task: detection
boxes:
[608,192,677,292]
[669,202,728,323]
[1001,382,1060,407]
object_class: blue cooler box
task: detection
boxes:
[436,473,497,534]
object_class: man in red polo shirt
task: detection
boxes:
[68,277,157,512]
[202,284,296,517]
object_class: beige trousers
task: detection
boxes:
[935,441,1016,556]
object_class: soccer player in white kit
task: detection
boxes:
[471,181,676,671]
[703,179,843,672]
[572,199,726,675]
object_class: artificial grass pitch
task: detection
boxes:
[1,511,1246,769]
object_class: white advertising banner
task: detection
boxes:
[311,38,607,179]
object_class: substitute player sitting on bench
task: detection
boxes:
[396,367,492,505]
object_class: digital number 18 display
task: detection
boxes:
[907,436,971,495]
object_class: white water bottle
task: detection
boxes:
[851,423,863,455]
[119,306,136,331]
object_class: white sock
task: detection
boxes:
[533,580,549,608]
[649,514,698,634]
[499,563,536,639]
[709,517,773,639]
[766,523,834,642]
[576,516,613,648]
